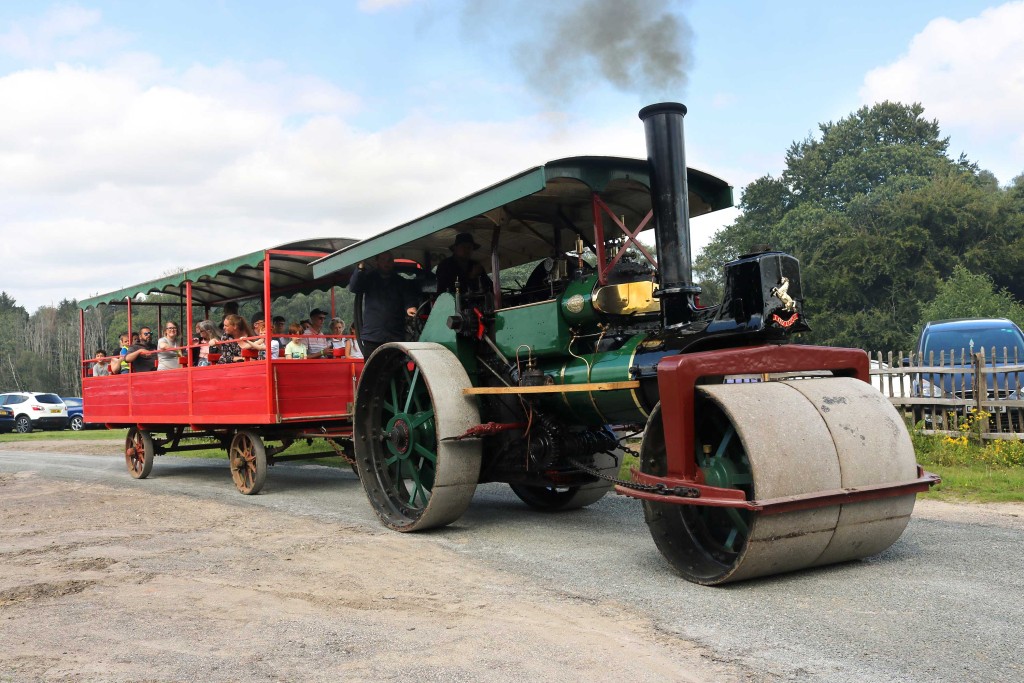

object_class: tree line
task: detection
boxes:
[695,101,1024,352]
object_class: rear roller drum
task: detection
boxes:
[642,377,918,585]
[229,430,267,495]
[125,427,154,479]
[354,342,482,531]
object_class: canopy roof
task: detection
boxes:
[79,238,357,310]
[312,156,733,280]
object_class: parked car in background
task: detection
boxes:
[0,392,69,433]
[0,404,14,433]
[913,318,1024,397]
[61,396,85,431]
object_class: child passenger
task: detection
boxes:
[92,350,111,376]
[284,323,308,359]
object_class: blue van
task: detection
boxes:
[914,318,1024,397]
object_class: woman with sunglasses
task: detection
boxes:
[156,322,181,370]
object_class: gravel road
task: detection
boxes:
[1,440,1021,683]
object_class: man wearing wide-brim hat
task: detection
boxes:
[435,232,492,295]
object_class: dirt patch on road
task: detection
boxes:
[0,437,124,456]
[914,498,1024,529]
[0,471,743,683]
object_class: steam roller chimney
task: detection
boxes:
[638,102,699,327]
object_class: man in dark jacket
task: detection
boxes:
[435,232,491,295]
[122,326,157,372]
[348,251,420,358]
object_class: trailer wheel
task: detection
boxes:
[641,378,918,585]
[354,342,481,531]
[229,430,267,495]
[125,427,154,479]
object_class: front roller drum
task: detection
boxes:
[642,377,919,585]
[354,342,482,531]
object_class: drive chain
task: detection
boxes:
[567,455,700,499]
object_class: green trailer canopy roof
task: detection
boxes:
[79,237,357,310]
[311,155,733,279]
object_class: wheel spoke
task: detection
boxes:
[390,378,400,416]
[725,507,749,537]
[408,479,423,506]
[410,409,434,428]
[413,443,436,463]
[724,526,739,551]
[714,425,734,460]
[403,367,420,414]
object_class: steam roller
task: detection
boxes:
[331,100,937,585]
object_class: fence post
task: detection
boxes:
[974,349,987,421]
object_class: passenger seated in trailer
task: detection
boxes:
[218,301,238,334]
[246,315,279,360]
[92,350,110,377]
[123,327,157,372]
[435,232,492,295]
[346,325,364,359]
[284,323,308,359]
[272,316,287,354]
[328,318,347,357]
[110,333,130,374]
[156,321,181,370]
[217,314,252,364]
[303,308,330,358]
[194,320,218,366]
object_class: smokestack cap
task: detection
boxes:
[638,102,687,121]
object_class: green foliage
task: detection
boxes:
[917,266,1024,333]
[696,101,1024,351]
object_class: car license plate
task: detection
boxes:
[50,408,60,413]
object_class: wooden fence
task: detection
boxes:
[870,349,1024,441]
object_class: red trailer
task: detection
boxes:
[78,238,365,494]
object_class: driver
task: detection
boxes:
[347,250,420,358]
[435,232,492,295]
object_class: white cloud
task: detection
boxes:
[0,5,129,62]
[860,2,1024,182]
[0,58,656,312]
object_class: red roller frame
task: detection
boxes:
[615,345,939,511]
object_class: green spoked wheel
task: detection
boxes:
[354,342,481,531]
[125,427,154,479]
[229,430,267,495]
[642,378,919,585]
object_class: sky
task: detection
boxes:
[1,0,1022,312]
